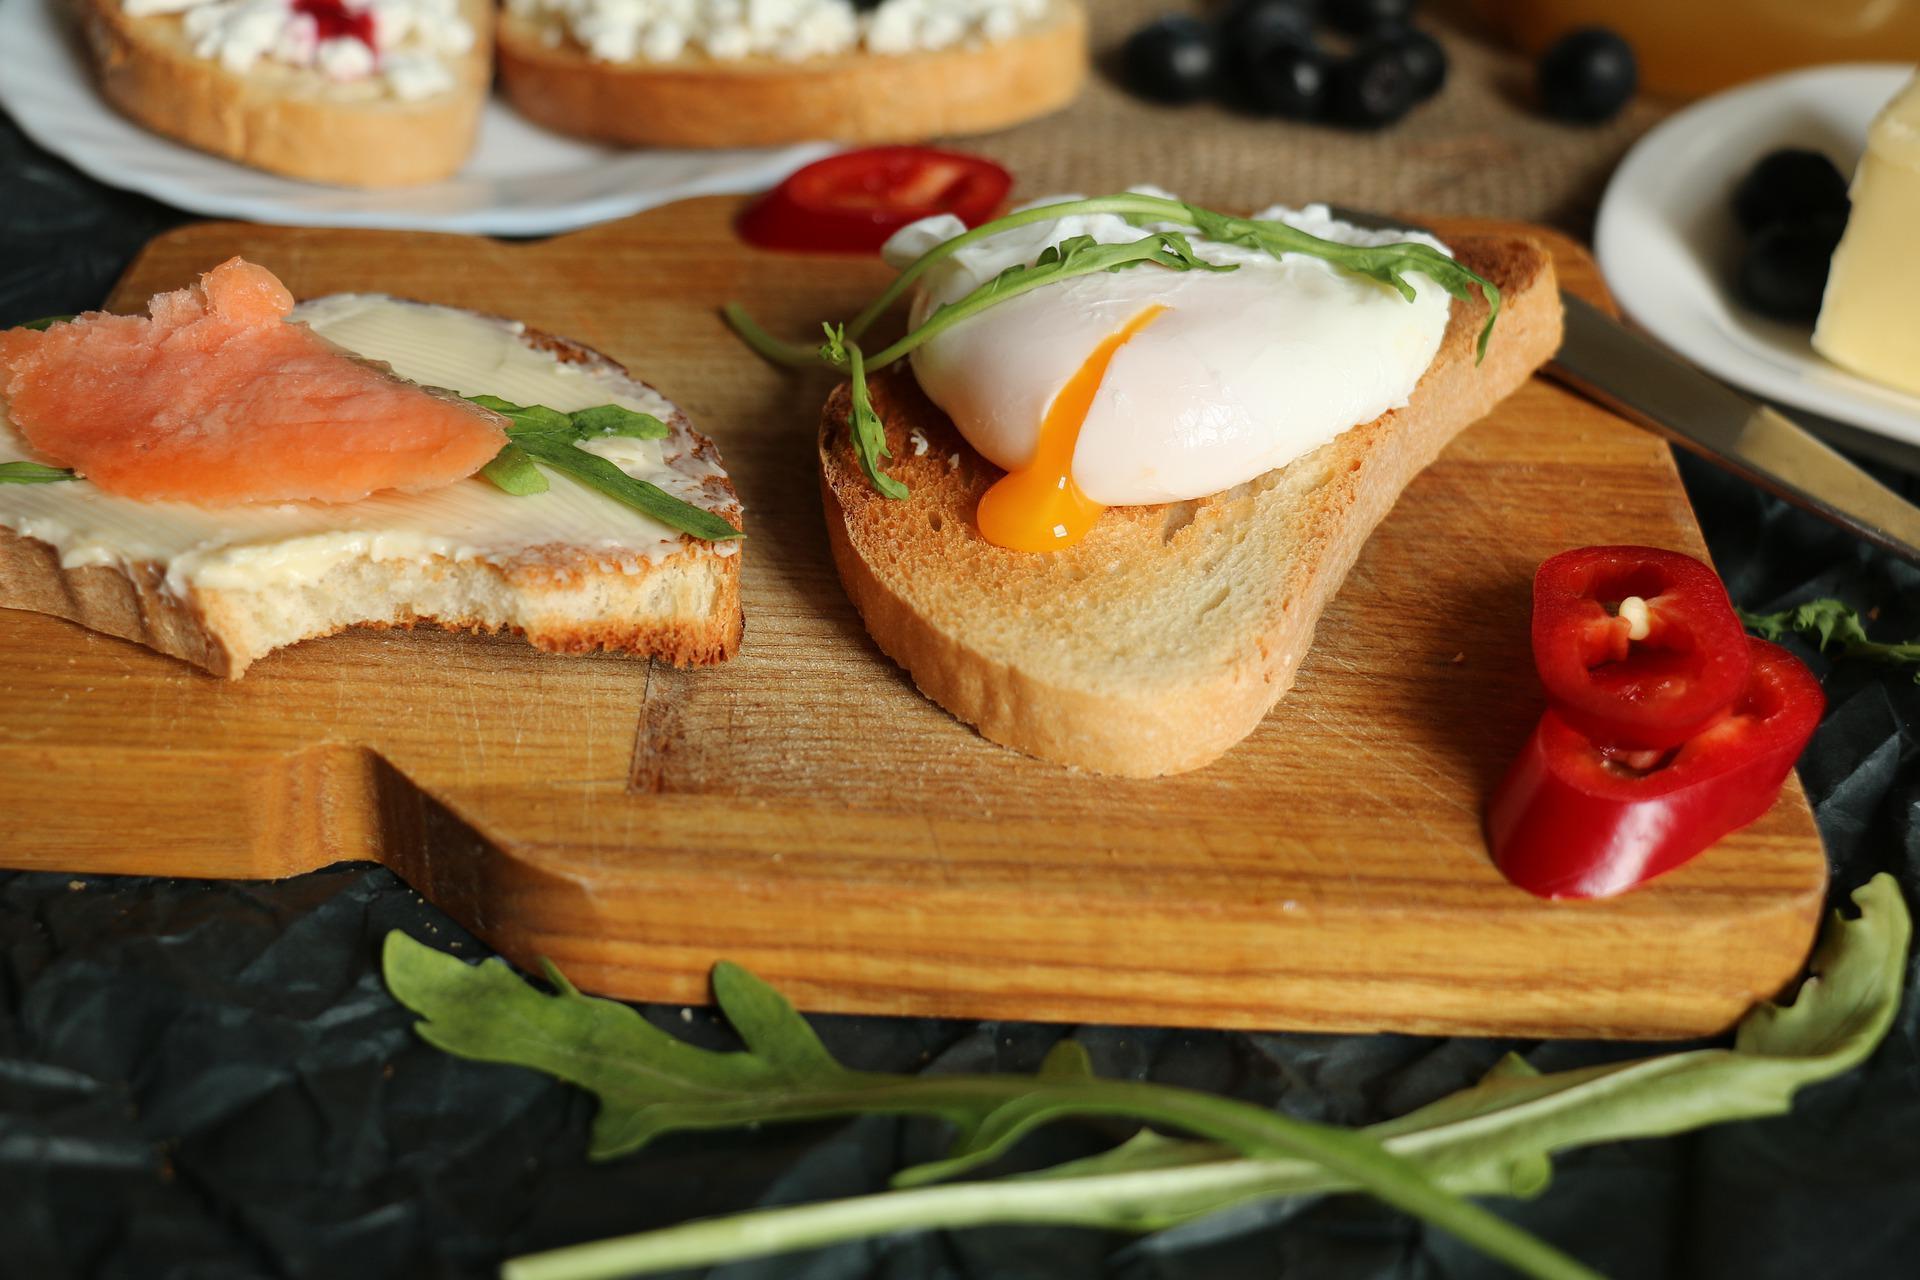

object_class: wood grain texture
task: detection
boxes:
[0,197,1827,1038]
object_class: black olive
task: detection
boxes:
[1377,27,1446,101]
[1234,37,1332,119]
[1218,0,1317,51]
[1537,27,1638,125]
[1732,149,1851,236]
[1328,44,1418,128]
[1324,0,1414,37]
[1121,15,1220,105]
[1736,213,1847,323]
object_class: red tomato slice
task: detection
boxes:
[1531,545,1752,751]
[1488,638,1823,899]
[737,147,1015,254]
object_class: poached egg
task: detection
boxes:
[882,192,1454,552]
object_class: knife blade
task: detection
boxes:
[1323,204,1920,565]
[1547,293,1920,565]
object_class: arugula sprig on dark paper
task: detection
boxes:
[383,875,1908,1280]
[464,396,739,542]
[1742,599,1920,680]
[725,194,1502,500]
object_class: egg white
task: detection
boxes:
[885,195,1455,507]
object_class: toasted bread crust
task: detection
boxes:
[78,0,491,187]
[494,0,1087,148]
[820,237,1565,776]
[0,317,743,679]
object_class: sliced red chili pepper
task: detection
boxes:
[1488,638,1823,900]
[1531,545,1752,751]
[737,147,1014,255]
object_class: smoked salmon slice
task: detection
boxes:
[0,258,508,506]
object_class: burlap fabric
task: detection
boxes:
[969,0,1673,235]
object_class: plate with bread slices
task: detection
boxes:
[0,0,1089,233]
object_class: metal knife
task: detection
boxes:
[1327,206,1920,565]
[1547,293,1920,565]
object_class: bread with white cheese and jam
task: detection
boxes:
[78,0,491,187]
[495,0,1087,148]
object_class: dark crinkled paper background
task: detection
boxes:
[2,115,1918,1280]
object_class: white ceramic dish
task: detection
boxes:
[1596,63,1920,446]
[0,0,833,236]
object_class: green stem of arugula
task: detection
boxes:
[855,237,1201,373]
[721,302,827,369]
[736,193,1498,380]
[572,1076,1599,1280]
[507,1079,1600,1280]
[500,1168,1311,1280]
[845,193,1497,347]
[843,194,1188,338]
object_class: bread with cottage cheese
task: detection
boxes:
[77,0,491,187]
[818,235,1564,776]
[494,0,1086,148]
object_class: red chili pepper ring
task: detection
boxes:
[1531,546,1753,751]
[1488,637,1824,899]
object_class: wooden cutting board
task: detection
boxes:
[0,198,1827,1039]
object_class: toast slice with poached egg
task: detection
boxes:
[817,235,1562,776]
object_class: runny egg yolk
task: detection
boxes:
[975,305,1165,553]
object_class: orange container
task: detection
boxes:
[1476,0,1920,97]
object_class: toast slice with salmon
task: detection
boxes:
[818,235,1563,777]
[0,265,742,678]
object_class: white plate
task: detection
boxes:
[0,0,833,236]
[1595,63,1920,446]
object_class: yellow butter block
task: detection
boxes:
[1814,72,1920,397]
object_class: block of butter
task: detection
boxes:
[1814,72,1920,397]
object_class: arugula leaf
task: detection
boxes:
[726,193,1503,501]
[391,875,1908,1280]
[480,445,548,496]
[12,314,75,331]
[390,939,1599,1280]
[863,230,1233,374]
[0,461,76,485]
[1742,599,1920,680]
[843,341,907,501]
[463,395,739,542]
[511,432,741,542]
[568,404,670,440]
